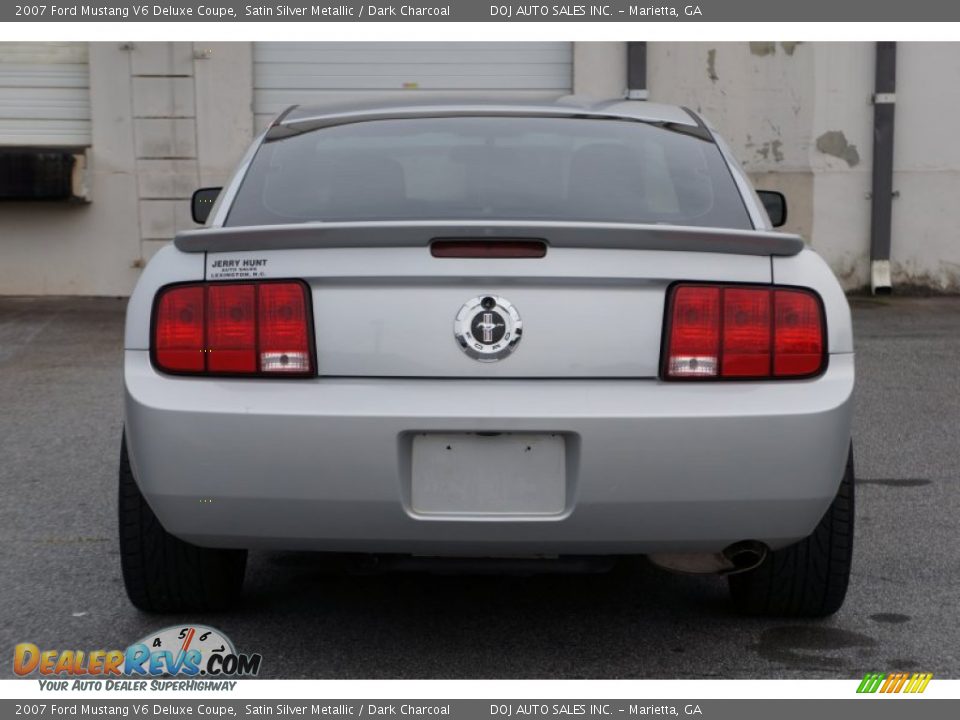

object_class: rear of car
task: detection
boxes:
[120,100,854,617]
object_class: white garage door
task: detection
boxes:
[0,42,91,147]
[253,42,573,129]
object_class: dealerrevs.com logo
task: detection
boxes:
[14,625,261,690]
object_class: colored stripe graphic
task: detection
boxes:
[857,672,932,694]
[908,673,934,693]
[857,673,885,693]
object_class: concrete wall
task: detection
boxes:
[573,41,627,97]
[892,43,960,291]
[1,45,141,296]
[0,42,254,296]
[2,41,960,295]
[648,41,960,291]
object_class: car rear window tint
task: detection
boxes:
[226,116,752,229]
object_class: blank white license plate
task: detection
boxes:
[411,433,566,515]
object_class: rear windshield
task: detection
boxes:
[226,116,752,229]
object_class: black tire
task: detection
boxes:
[119,433,247,612]
[728,445,854,618]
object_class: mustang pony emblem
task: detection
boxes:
[454,295,522,362]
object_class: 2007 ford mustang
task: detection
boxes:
[120,98,854,616]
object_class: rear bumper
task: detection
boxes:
[124,351,854,554]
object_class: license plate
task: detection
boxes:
[410,433,566,516]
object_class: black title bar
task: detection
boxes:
[3,1,958,22]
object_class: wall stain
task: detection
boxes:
[770,140,784,162]
[749,42,777,57]
[890,261,960,293]
[832,257,867,289]
[756,626,877,670]
[780,42,802,56]
[816,131,861,167]
[755,140,784,163]
[707,49,718,83]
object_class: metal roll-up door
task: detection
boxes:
[253,42,573,128]
[0,42,91,147]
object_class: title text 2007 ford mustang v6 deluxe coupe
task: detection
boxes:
[120,98,854,617]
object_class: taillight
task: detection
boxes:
[207,284,256,373]
[665,286,720,378]
[663,284,825,380]
[257,283,312,373]
[154,285,205,373]
[772,289,824,377]
[153,281,314,377]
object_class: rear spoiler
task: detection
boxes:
[174,220,804,257]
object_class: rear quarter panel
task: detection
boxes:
[774,248,854,355]
[124,244,205,350]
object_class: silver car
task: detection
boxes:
[120,98,854,617]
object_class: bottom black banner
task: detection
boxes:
[2,700,957,720]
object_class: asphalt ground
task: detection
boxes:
[1,294,958,679]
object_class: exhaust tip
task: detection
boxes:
[647,541,771,576]
[722,541,769,574]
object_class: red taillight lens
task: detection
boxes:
[664,284,825,380]
[722,288,771,377]
[153,281,313,377]
[154,285,205,373]
[207,284,256,373]
[257,282,311,373]
[773,289,824,377]
[666,286,720,378]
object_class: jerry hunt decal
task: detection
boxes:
[207,257,269,280]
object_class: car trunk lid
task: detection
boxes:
[185,222,792,379]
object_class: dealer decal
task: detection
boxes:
[207,257,269,280]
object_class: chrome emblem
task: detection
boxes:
[454,295,522,362]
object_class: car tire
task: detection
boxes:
[118,433,247,612]
[728,444,854,618]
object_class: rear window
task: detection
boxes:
[226,116,752,229]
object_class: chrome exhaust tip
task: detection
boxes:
[648,541,769,576]
[721,540,769,574]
